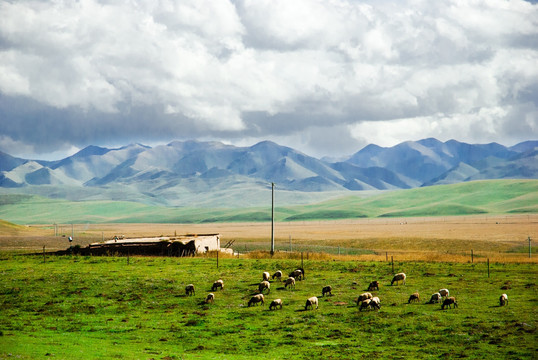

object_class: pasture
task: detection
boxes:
[1,214,537,358]
[0,254,536,359]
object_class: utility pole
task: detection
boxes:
[271,182,275,256]
[529,236,532,259]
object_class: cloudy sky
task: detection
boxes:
[1,0,537,160]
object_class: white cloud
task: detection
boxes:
[348,105,533,148]
[0,0,536,159]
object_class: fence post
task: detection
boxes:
[391,256,394,273]
[471,249,473,263]
[301,252,304,270]
[487,258,490,278]
[217,249,219,269]
[289,235,292,252]
[43,246,46,264]
[386,252,388,262]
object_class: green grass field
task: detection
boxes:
[1,254,536,359]
[0,179,537,224]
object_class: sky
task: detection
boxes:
[0,0,537,160]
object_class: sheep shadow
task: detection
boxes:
[176,294,195,298]
[207,288,224,292]
[248,290,270,296]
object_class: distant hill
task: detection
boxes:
[0,180,536,224]
[0,218,26,235]
[0,138,536,207]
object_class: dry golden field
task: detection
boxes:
[2,214,536,263]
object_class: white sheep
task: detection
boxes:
[359,299,371,311]
[248,294,265,307]
[211,279,224,291]
[408,292,420,303]
[262,271,270,282]
[391,273,406,285]
[269,298,283,310]
[289,269,303,281]
[356,292,373,305]
[305,296,318,310]
[427,292,442,304]
[272,270,282,281]
[284,277,296,289]
[370,296,381,310]
[441,297,458,309]
[258,280,271,294]
[499,293,508,306]
[322,285,333,297]
[185,284,195,296]
[205,293,215,303]
[439,289,449,298]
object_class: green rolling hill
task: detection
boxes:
[0,179,536,224]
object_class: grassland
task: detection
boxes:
[0,254,536,359]
[1,180,536,358]
[0,179,536,224]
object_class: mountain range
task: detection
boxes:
[0,138,536,207]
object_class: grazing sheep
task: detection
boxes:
[211,279,224,291]
[427,292,442,304]
[391,273,406,286]
[499,294,508,306]
[269,298,283,310]
[305,296,318,310]
[441,297,458,310]
[370,296,381,310]
[368,281,379,291]
[284,277,296,289]
[248,294,265,307]
[185,284,195,296]
[408,292,420,303]
[322,285,333,297]
[272,270,283,281]
[439,289,449,298]
[359,299,371,311]
[356,292,373,305]
[205,293,214,303]
[258,280,271,294]
[289,269,303,281]
[262,272,270,282]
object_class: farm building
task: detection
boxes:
[86,233,229,257]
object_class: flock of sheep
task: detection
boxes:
[183,270,509,311]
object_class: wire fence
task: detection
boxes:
[232,243,376,256]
